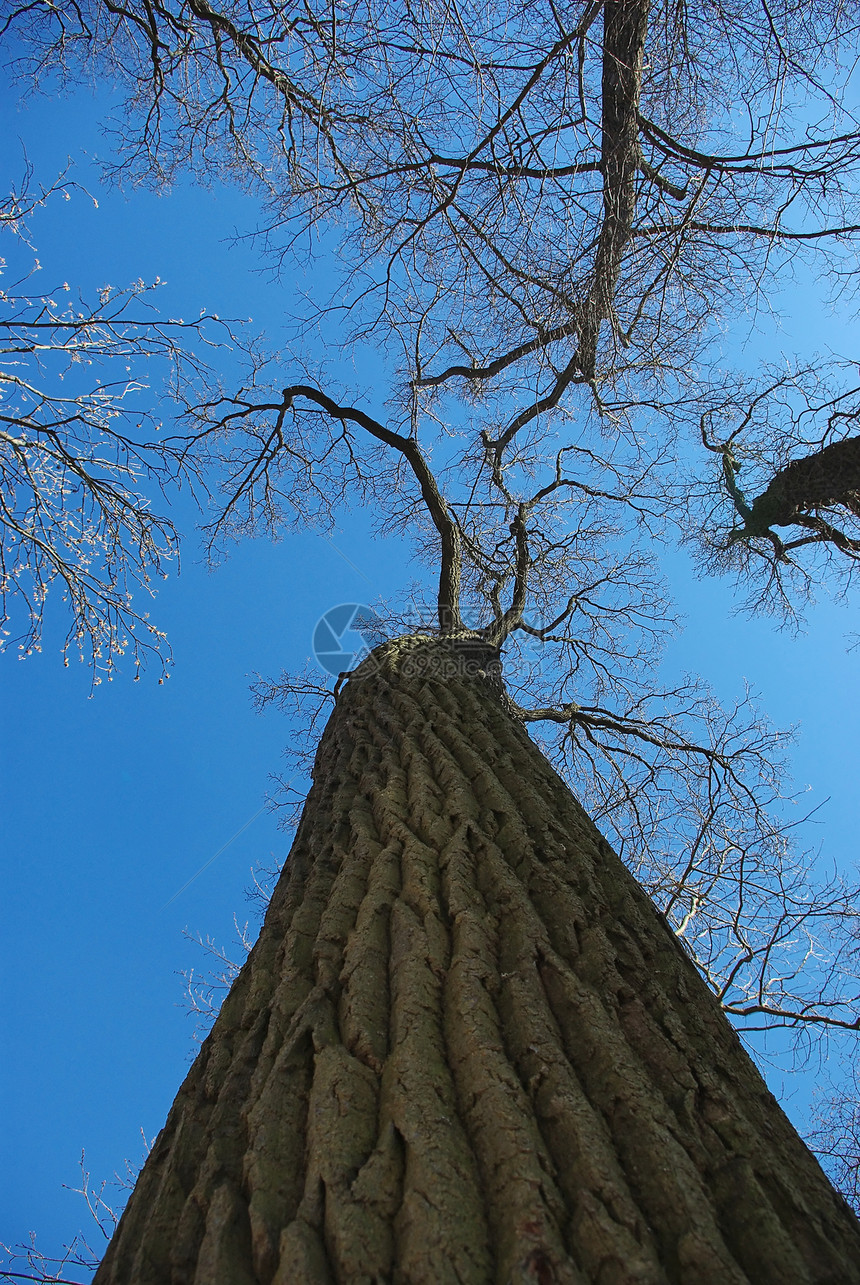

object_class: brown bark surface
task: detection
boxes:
[95,636,860,1284]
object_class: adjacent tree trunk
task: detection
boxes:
[95,636,860,1284]
[746,435,860,533]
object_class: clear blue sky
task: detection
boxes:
[2,73,859,1278]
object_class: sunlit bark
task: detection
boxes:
[95,637,860,1284]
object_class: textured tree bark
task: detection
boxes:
[747,435,860,533]
[95,636,860,1284]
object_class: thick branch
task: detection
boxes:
[577,0,651,379]
[281,386,463,632]
[483,503,530,646]
[744,436,860,534]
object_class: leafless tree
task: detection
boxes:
[687,365,860,619]
[0,1145,149,1284]
[809,1059,860,1215]
[0,160,249,681]
[5,0,860,1217]
[179,919,255,1045]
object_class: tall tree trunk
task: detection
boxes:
[95,636,860,1284]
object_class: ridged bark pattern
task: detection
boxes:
[95,636,860,1284]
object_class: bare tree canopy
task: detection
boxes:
[6,0,860,614]
[0,160,252,678]
[692,370,860,612]
[3,0,860,1214]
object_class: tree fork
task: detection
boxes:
[94,637,860,1284]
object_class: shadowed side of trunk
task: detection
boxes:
[94,636,860,1285]
[746,436,860,533]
